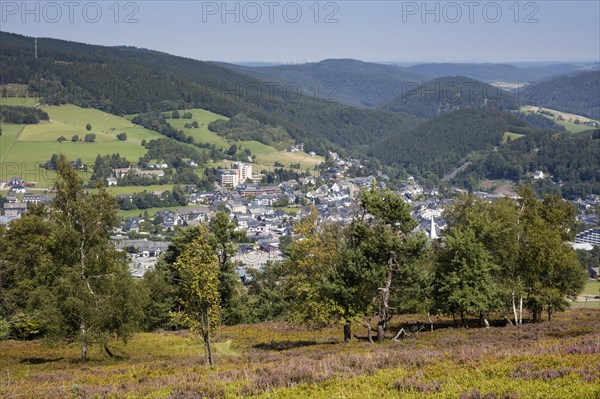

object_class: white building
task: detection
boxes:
[221,162,253,187]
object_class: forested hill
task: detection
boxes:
[220,59,428,108]
[0,32,420,154]
[405,62,595,83]
[523,71,600,120]
[368,108,527,177]
[379,76,519,119]
[468,129,600,199]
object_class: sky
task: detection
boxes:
[1,1,599,63]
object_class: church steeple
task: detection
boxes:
[429,214,437,240]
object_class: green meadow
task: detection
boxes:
[520,106,600,133]
[118,204,200,218]
[0,103,163,183]
[0,96,40,107]
[502,132,525,144]
[133,108,231,149]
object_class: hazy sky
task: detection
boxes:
[2,1,599,63]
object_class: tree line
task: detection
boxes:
[0,105,48,124]
[0,158,587,364]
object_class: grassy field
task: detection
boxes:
[0,96,40,107]
[502,132,525,144]
[141,108,231,149]
[0,103,164,184]
[2,101,325,188]
[0,310,598,398]
[255,150,324,171]
[582,280,600,296]
[0,124,24,163]
[117,205,200,218]
[520,106,600,133]
[89,185,176,196]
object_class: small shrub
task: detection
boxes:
[0,318,10,340]
[393,372,441,393]
[9,312,42,339]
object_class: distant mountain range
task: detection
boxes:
[404,62,599,84]
[379,76,519,119]
[218,59,428,108]
[223,59,599,110]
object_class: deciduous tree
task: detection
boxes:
[170,226,221,366]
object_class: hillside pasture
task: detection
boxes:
[255,150,324,172]
[521,105,600,133]
[0,103,165,184]
[155,108,231,149]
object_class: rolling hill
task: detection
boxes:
[405,62,598,83]
[379,76,519,119]
[368,108,528,177]
[522,71,600,120]
[220,59,428,108]
[468,128,600,198]
[0,32,420,155]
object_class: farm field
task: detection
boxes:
[0,103,163,184]
[0,96,40,107]
[87,184,176,196]
[0,309,598,399]
[520,106,600,133]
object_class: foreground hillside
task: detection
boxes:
[1,310,598,399]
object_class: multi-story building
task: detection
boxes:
[220,162,253,187]
[575,228,600,247]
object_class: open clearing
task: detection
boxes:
[255,150,324,171]
[0,309,598,399]
[521,106,600,133]
[502,132,525,144]
[130,108,231,149]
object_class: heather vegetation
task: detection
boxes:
[0,310,598,398]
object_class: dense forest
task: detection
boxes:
[380,76,519,119]
[0,32,420,155]
[468,129,600,198]
[523,71,600,120]
[0,105,48,124]
[368,109,526,178]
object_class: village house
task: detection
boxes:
[3,202,28,218]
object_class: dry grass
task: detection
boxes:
[0,310,598,398]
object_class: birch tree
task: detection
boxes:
[170,226,221,366]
